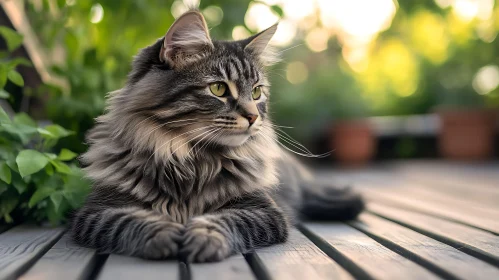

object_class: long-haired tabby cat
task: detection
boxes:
[71,10,364,262]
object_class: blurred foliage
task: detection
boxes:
[22,0,499,146]
[25,0,250,152]
[0,27,89,224]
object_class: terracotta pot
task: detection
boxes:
[437,109,496,160]
[330,120,376,166]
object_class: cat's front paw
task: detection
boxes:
[141,221,184,259]
[180,217,231,262]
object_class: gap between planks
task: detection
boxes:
[350,212,499,280]
[367,202,499,267]
[300,222,442,280]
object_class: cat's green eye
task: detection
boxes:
[209,83,227,97]
[252,86,263,100]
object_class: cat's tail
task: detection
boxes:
[300,184,365,220]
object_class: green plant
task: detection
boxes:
[0,27,90,224]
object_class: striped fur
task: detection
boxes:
[71,11,363,262]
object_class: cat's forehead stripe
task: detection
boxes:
[226,57,243,81]
[226,81,239,99]
[220,55,260,84]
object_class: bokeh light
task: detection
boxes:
[232,26,251,40]
[286,61,309,84]
[203,6,224,27]
[89,3,104,24]
[305,28,329,53]
[244,2,279,32]
[473,65,499,95]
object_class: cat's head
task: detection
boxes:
[114,10,278,149]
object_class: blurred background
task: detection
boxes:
[0,0,498,223]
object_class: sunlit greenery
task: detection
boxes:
[21,0,499,146]
[0,27,89,224]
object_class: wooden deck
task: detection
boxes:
[1,161,498,280]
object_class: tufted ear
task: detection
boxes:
[244,24,279,66]
[160,11,213,68]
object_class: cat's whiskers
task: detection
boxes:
[172,126,218,158]
[197,129,224,157]
[275,133,314,155]
[143,119,201,139]
[274,130,314,155]
[257,129,331,158]
[186,127,222,159]
[262,123,313,154]
[144,126,209,171]
[276,44,303,55]
[265,123,294,129]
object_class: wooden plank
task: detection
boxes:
[368,203,499,266]
[392,172,499,207]
[301,222,440,280]
[20,233,99,280]
[391,187,499,219]
[343,170,499,234]
[394,161,499,190]
[362,188,499,234]
[353,169,499,209]
[191,254,255,280]
[351,213,499,280]
[341,170,499,221]
[97,254,178,280]
[247,228,353,280]
[0,225,64,280]
[352,173,499,220]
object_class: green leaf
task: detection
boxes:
[37,127,55,138]
[13,113,36,127]
[16,149,50,177]
[45,163,54,175]
[0,106,11,123]
[12,176,27,194]
[6,159,18,173]
[8,70,24,87]
[0,189,18,223]
[29,188,55,207]
[42,124,73,139]
[0,89,10,99]
[270,5,284,17]
[50,191,63,213]
[43,138,58,150]
[3,213,13,223]
[44,153,57,160]
[0,65,7,89]
[2,123,37,135]
[58,149,78,161]
[0,161,11,184]
[0,26,23,51]
[6,57,32,68]
[0,182,7,195]
[50,160,72,174]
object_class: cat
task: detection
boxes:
[70,10,364,263]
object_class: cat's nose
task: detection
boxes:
[244,114,258,126]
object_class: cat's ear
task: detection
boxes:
[160,11,213,68]
[244,24,279,66]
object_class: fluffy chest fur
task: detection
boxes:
[82,116,280,223]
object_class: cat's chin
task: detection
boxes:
[214,133,251,147]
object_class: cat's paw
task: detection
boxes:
[180,217,231,262]
[141,222,184,259]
